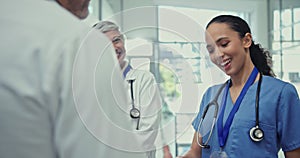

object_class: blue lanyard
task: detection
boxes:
[123,64,132,78]
[217,67,259,147]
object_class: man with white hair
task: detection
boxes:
[94,21,173,158]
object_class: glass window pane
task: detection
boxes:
[274,10,280,30]
[294,23,300,40]
[273,30,280,41]
[294,8,300,22]
[282,27,292,41]
[282,9,292,26]
[158,6,240,42]
[126,38,153,56]
[130,58,150,71]
[272,42,280,51]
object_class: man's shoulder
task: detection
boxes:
[13,0,89,40]
[130,69,155,79]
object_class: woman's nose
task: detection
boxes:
[214,48,224,57]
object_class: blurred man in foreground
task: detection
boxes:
[0,0,145,157]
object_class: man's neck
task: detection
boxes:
[120,61,126,70]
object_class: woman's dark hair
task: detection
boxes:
[206,15,275,77]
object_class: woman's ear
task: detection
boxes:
[243,33,252,48]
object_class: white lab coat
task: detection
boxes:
[123,61,162,158]
[0,0,146,157]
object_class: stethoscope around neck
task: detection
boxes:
[128,79,141,130]
[197,73,264,149]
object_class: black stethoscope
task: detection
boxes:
[197,72,264,149]
[128,79,141,130]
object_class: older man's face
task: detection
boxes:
[104,30,126,68]
[57,0,90,19]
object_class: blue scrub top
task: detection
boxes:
[192,76,300,158]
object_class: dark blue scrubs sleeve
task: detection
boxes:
[277,83,300,151]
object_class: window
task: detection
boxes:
[271,6,300,93]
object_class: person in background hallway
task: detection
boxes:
[0,0,146,157]
[94,20,173,158]
[179,15,300,158]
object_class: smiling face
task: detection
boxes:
[205,22,253,77]
[104,30,126,69]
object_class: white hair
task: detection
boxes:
[93,21,120,33]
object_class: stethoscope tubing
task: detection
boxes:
[128,79,141,130]
[197,73,264,148]
[196,82,227,148]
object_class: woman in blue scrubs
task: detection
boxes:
[179,15,300,158]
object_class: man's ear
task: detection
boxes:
[243,33,252,48]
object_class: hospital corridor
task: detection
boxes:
[1,0,300,158]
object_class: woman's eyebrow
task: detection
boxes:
[215,37,228,44]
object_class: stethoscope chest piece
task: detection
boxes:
[249,126,264,142]
[130,108,140,119]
